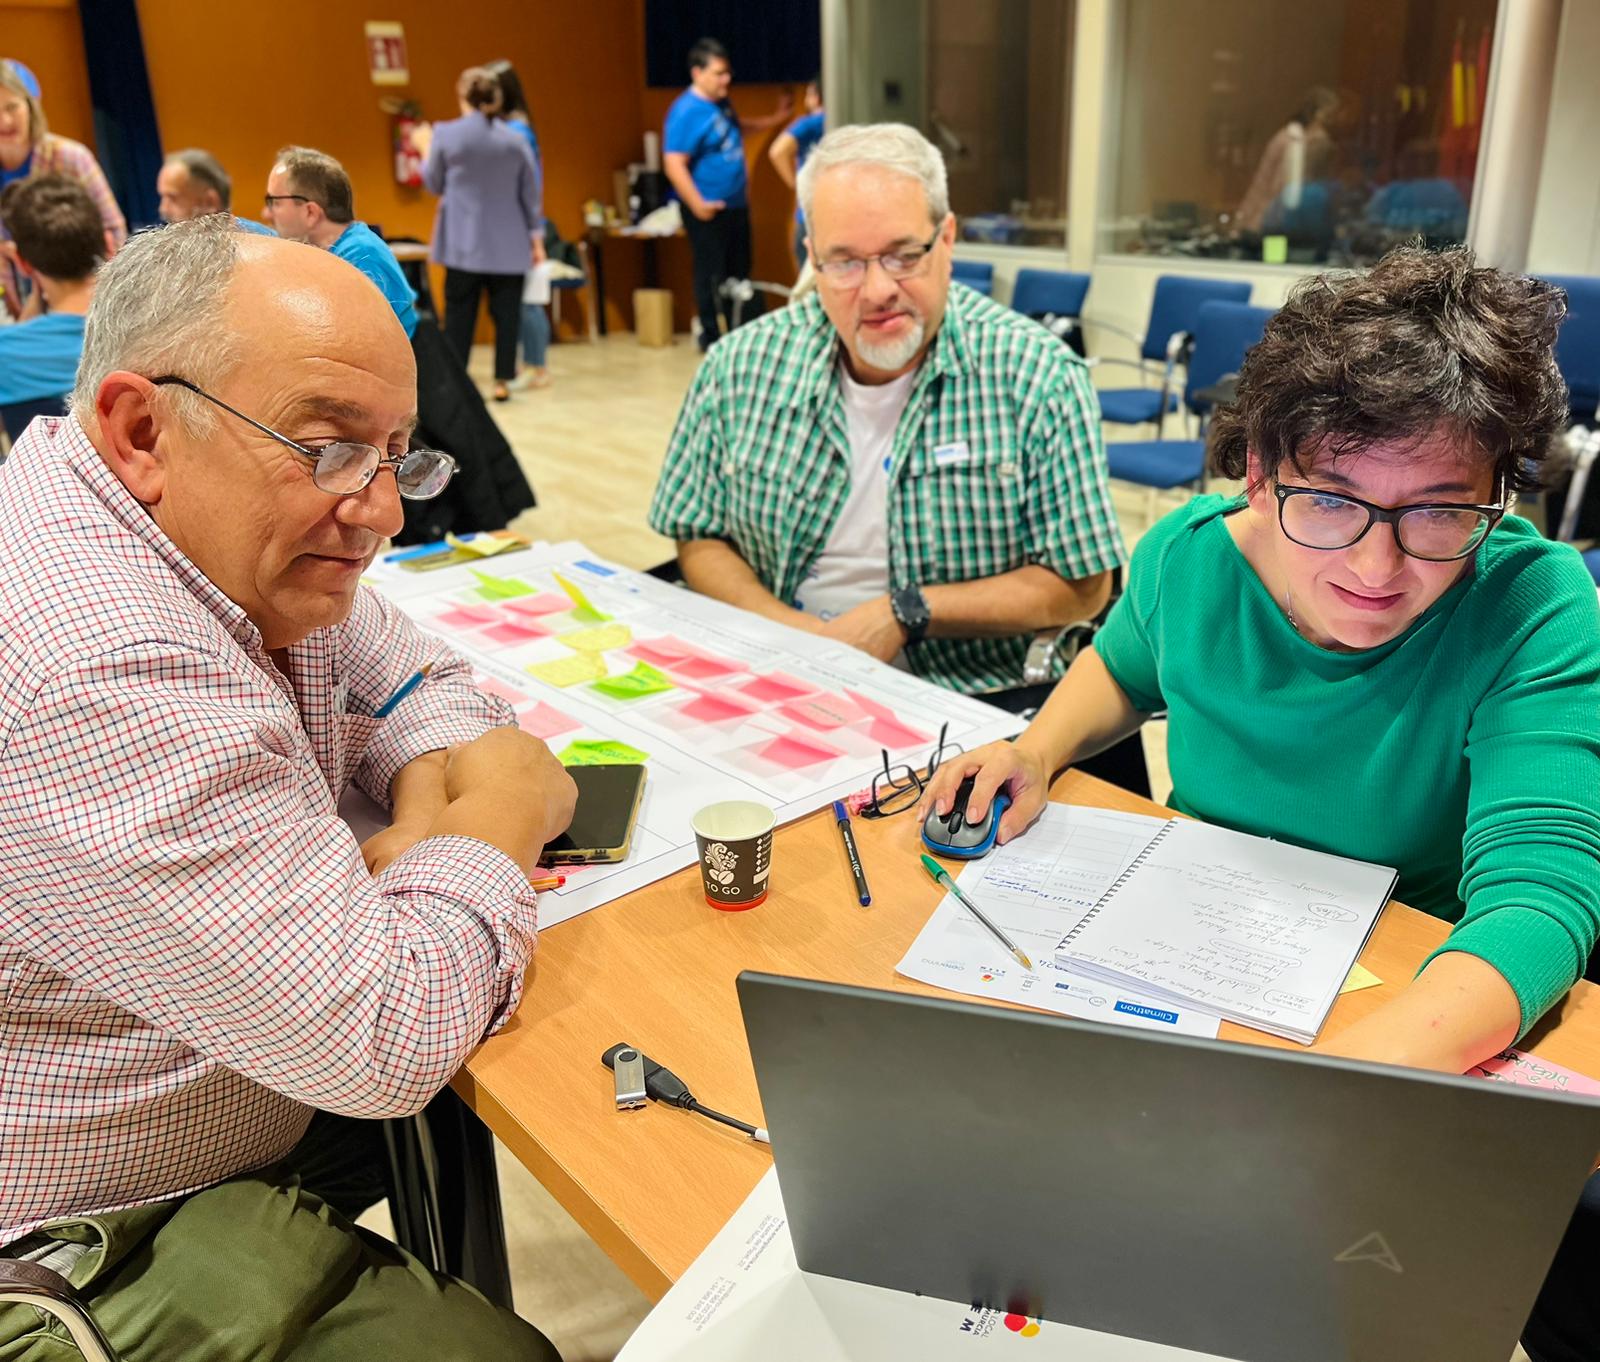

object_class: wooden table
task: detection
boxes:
[454,770,1600,1301]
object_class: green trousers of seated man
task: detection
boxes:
[0,1112,561,1362]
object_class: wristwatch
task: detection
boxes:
[890,585,931,644]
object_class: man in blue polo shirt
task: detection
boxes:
[264,145,417,336]
[0,175,99,423]
[663,37,790,352]
[770,76,824,272]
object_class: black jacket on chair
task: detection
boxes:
[400,319,536,544]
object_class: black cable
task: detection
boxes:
[686,1100,759,1138]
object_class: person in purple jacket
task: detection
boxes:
[419,67,543,402]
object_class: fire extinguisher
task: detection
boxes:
[382,98,425,188]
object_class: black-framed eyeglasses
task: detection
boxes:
[1273,483,1506,563]
[812,227,942,287]
[151,376,458,501]
[857,721,963,820]
[263,193,311,207]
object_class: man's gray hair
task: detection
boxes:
[71,215,243,429]
[166,147,232,210]
[797,123,949,233]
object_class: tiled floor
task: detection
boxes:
[375,330,1517,1361]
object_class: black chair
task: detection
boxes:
[0,1258,119,1361]
[0,392,69,448]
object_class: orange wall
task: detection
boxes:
[136,0,655,335]
[3,0,95,148]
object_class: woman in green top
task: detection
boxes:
[926,245,1600,1077]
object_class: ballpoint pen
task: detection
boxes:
[919,852,1032,971]
[832,799,871,907]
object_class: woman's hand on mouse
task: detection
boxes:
[919,740,1051,844]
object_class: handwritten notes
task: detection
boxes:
[1471,1048,1600,1096]
[592,662,675,700]
[1055,819,1396,1044]
[560,738,649,767]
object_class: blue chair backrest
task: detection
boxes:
[1183,302,1276,411]
[951,258,995,296]
[0,393,68,438]
[1011,268,1090,320]
[1140,275,1253,361]
[1545,275,1600,424]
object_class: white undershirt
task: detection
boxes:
[793,362,918,626]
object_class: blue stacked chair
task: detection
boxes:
[950,258,995,296]
[1106,300,1276,497]
[1095,275,1253,433]
[1544,275,1600,427]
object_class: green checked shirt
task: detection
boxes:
[648,284,1125,693]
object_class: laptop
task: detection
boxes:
[737,972,1600,1362]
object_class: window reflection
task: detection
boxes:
[1106,0,1498,266]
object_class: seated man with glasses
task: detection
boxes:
[649,122,1123,697]
[0,215,575,1361]
[927,243,1600,1071]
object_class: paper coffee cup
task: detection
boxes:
[692,800,775,911]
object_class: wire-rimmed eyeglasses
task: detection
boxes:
[151,376,458,502]
[856,721,963,820]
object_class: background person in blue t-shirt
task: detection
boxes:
[663,37,791,352]
[770,76,824,274]
[0,175,100,429]
[264,145,418,338]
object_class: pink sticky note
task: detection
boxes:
[737,672,817,704]
[482,619,550,646]
[437,605,500,629]
[473,675,528,705]
[755,729,844,769]
[664,652,745,682]
[844,688,895,721]
[515,701,583,741]
[503,592,574,618]
[1470,1048,1600,1095]
[864,714,933,750]
[628,636,697,667]
[779,693,867,731]
[679,691,760,724]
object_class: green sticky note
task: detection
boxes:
[591,661,675,700]
[559,738,649,766]
[553,570,610,622]
[472,569,538,601]
[559,623,633,653]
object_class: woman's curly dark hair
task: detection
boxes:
[1210,245,1570,494]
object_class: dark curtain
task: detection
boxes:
[77,0,164,230]
[645,0,821,87]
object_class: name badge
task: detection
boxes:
[932,441,973,468]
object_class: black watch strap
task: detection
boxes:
[890,585,931,644]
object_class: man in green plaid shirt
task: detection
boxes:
[649,124,1124,695]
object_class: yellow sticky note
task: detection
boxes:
[558,623,633,654]
[559,738,649,766]
[526,653,607,688]
[1339,963,1383,995]
[553,571,610,622]
[447,531,526,559]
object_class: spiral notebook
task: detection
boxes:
[1052,818,1398,1044]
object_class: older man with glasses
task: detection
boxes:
[0,216,575,1361]
[649,122,1123,699]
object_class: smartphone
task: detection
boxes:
[541,764,647,865]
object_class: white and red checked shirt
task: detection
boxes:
[0,418,535,1243]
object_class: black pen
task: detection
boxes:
[832,799,871,907]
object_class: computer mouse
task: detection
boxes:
[920,775,1010,860]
